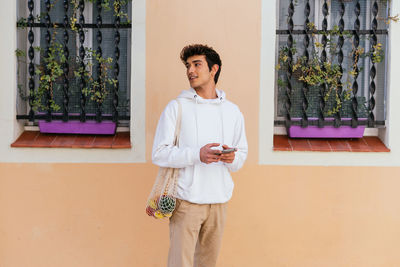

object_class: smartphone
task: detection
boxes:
[221,148,237,154]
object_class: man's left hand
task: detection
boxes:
[220,145,235,164]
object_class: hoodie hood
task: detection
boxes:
[178,88,226,104]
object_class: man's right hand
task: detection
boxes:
[200,143,222,164]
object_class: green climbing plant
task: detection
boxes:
[276,22,384,117]
[76,49,117,104]
[16,0,131,113]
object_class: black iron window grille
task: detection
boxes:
[275,0,389,128]
[16,0,131,125]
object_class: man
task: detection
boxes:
[152,44,248,267]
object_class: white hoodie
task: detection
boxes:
[152,88,248,204]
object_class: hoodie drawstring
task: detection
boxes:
[219,96,224,146]
[194,95,199,147]
[193,94,225,148]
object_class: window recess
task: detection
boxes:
[16,0,132,128]
[274,0,389,129]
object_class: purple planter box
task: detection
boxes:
[39,120,116,135]
[288,118,366,138]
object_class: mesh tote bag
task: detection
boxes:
[146,100,182,219]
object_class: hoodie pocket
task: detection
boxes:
[222,167,234,199]
[177,166,195,190]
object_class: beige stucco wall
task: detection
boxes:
[1,164,400,267]
[145,0,261,163]
[1,0,400,266]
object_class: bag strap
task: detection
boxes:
[173,99,182,147]
[164,100,182,198]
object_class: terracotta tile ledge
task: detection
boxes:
[273,135,390,152]
[11,131,131,149]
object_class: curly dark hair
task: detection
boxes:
[180,44,222,84]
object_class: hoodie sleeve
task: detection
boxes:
[152,100,201,168]
[224,110,248,172]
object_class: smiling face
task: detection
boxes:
[185,55,218,90]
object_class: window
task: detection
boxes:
[275,0,389,129]
[3,0,145,162]
[16,0,131,128]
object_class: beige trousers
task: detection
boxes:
[167,199,228,267]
